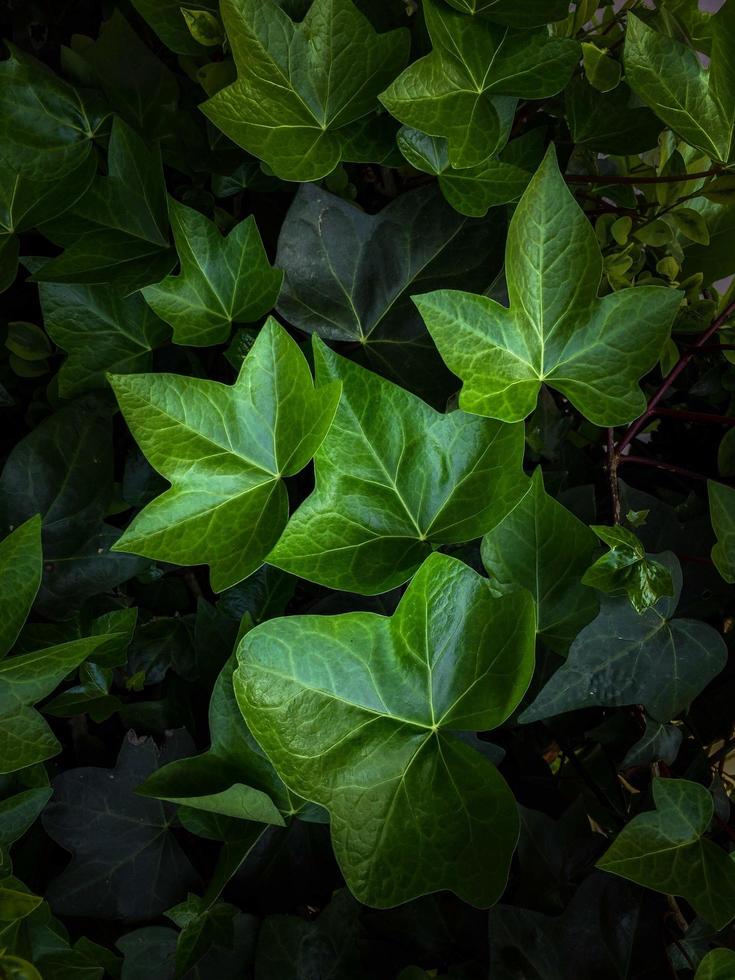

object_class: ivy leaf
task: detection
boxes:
[520,553,727,724]
[565,76,662,155]
[0,46,108,182]
[235,552,536,908]
[621,719,682,770]
[138,655,309,826]
[415,146,682,425]
[275,182,502,400]
[0,633,119,774]
[442,0,569,27]
[696,950,735,980]
[141,199,282,347]
[0,518,42,659]
[130,0,220,55]
[379,0,579,169]
[31,118,175,292]
[480,468,598,654]
[597,778,735,930]
[201,0,409,181]
[42,734,200,921]
[269,339,525,594]
[111,318,341,592]
[624,9,735,164]
[709,480,735,583]
[582,525,674,614]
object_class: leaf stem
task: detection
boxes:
[565,167,723,186]
[654,407,735,426]
[607,427,622,524]
[618,455,709,482]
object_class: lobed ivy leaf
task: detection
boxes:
[235,552,536,907]
[709,480,735,583]
[0,46,108,182]
[624,9,735,165]
[415,146,682,425]
[621,719,682,770]
[480,468,598,654]
[597,778,735,930]
[520,553,727,724]
[31,117,175,292]
[141,199,282,347]
[201,0,409,181]
[275,182,502,399]
[269,338,525,594]
[0,518,42,659]
[111,318,341,592]
[380,0,579,169]
[582,524,674,614]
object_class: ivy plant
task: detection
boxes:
[2,1,735,977]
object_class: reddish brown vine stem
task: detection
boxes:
[565,167,723,186]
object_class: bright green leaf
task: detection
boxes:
[597,778,735,930]
[235,552,536,907]
[181,8,225,46]
[131,0,220,55]
[201,0,409,181]
[415,146,682,425]
[111,318,341,592]
[581,42,621,94]
[380,0,578,169]
[269,338,525,594]
[582,524,674,614]
[141,199,282,347]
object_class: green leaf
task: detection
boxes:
[181,8,225,46]
[565,75,662,155]
[138,655,307,825]
[42,734,200,921]
[201,0,409,181]
[269,338,525,594]
[0,634,114,773]
[480,468,598,654]
[30,271,169,398]
[0,518,42,659]
[709,480,735,583]
[0,46,108,182]
[275,182,503,399]
[520,553,727,724]
[582,525,674,614]
[111,318,341,592]
[415,146,682,424]
[581,42,621,93]
[235,552,536,907]
[696,949,735,980]
[32,117,175,291]
[131,0,220,55]
[380,0,578,169]
[141,199,282,347]
[621,719,682,770]
[597,778,735,930]
[624,9,735,164]
[442,0,569,26]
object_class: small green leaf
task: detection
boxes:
[709,479,735,583]
[480,468,598,653]
[141,199,282,347]
[269,338,526,594]
[111,318,341,591]
[235,552,536,907]
[380,0,578,169]
[582,524,674,614]
[581,42,621,93]
[597,778,735,930]
[671,207,710,246]
[520,553,726,723]
[415,146,682,425]
[181,7,224,46]
[201,0,409,181]
[131,0,220,55]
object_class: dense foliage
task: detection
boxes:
[2,0,735,977]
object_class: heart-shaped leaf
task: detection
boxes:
[111,318,341,591]
[235,552,536,907]
[269,338,525,594]
[380,0,579,168]
[597,778,735,930]
[415,146,682,424]
[201,0,409,181]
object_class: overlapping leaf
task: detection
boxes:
[415,146,682,424]
[235,552,536,907]
[520,553,727,723]
[141,199,282,347]
[111,318,341,591]
[201,0,409,181]
[624,8,735,164]
[380,0,579,168]
[598,778,735,930]
[480,468,598,653]
[0,518,41,659]
[269,339,525,594]
[709,480,735,583]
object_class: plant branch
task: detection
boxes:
[618,455,710,482]
[565,167,723,186]
[654,407,735,427]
